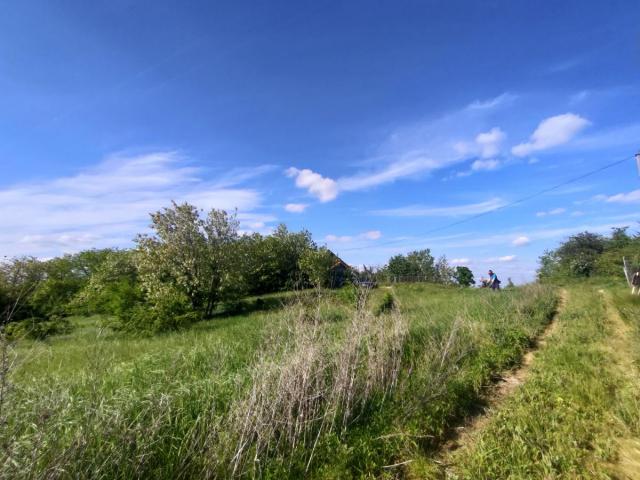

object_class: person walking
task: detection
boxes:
[632,270,640,295]
[488,269,501,290]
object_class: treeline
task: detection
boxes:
[382,250,475,286]
[0,203,344,336]
[1,202,476,337]
[537,226,640,280]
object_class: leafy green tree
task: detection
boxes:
[386,249,436,280]
[135,202,244,326]
[454,266,474,287]
[556,231,605,277]
[607,227,632,250]
[0,257,46,321]
[72,249,142,317]
[299,247,336,288]
[435,255,455,284]
[242,225,315,294]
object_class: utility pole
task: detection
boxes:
[636,151,640,176]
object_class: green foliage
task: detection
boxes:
[135,202,246,323]
[374,291,395,315]
[1,251,112,326]
[538,226,640,281]
[334,284,359,307]
[454,266,475,287]
[299,246,338,288]
[241,225,316,294]
[385,249,436,279]
[5,315,73,340]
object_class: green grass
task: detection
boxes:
[1,284,558,479]
[445,286,640,479]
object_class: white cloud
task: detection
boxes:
[512,236,530,246]
[286,93,517,201]
[598,189,640,204]
[0,152,266,257]
[451,258,470,265]
[286,156,454,203]
[512,113,590,157]
[284,203,308,213]
[498,255,517,262]
[361,230,382,240]
[536,207,567,217]
[338,157,439,191]
[475,127,506,158]
[372,197,506,217]
[325,230,383,243]
[285,167,338,202]
[471,159,501,171]
[466,93,518,111]
[325,234,352,243]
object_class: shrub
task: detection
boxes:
[5,315,73,340]
[375,291,396,316]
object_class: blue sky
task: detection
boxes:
[1,0,640,283]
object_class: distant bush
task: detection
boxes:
[5,315,73,340]
[375,291,396,315]
[335,284,358,307]
[538,227,640,281]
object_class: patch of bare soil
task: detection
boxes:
[438,288,568,460]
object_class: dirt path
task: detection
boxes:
[598,290,640,479]
[437,288,568,468]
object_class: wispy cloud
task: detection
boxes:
[512,113,590,157]
[451,257,470,265]
[337,157,440,191]
[325,230,383,243]
[0,151,267,257]
[536,207,567,217]
[371,198,506,217]
[284,203,309,213]
[475,127,506,158]
[512,235,531,246]
[465,93,518,110]
[286,93,516,202]
[596,189,640,204]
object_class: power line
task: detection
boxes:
[339,154,634,252]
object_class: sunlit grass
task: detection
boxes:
[2,283,558,478]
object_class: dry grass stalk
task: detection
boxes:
[204,288,409,477]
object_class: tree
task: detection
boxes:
[241,225,316,294]
[435,255,455,285]
[608,227,632,250]
[453,266,474,287]
[385,249,436,280]
[537,249,561,280]
[556,231,606,277]
[299,247,336,288]
[72,249,142,317]
[135,202,244,326]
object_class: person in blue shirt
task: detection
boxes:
[488,270,501,290]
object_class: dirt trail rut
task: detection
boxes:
[438,288,568,462]
[598,290,640,479]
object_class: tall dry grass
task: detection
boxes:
[192,288,409,477]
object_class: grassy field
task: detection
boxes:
[442,285,640,479]
[6,283,640,479]
[0,283,561,479]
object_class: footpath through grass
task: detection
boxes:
[1,284,558,479]
[444,285,640,479]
